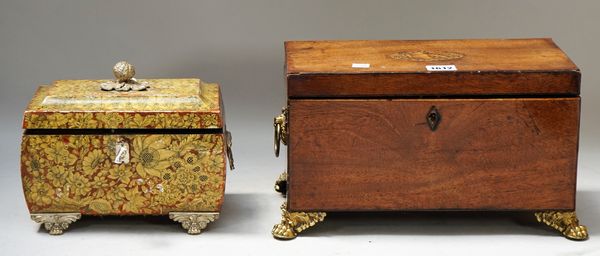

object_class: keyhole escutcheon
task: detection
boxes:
[427,106,441,131]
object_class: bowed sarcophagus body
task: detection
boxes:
[21,64,233,235]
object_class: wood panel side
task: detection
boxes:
[287,98,579,212]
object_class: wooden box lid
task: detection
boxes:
[23,78,223,129]
[285,38,580,98]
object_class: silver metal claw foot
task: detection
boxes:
[169,212,219,235]
[30,213,81,235]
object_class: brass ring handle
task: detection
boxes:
[274,120,282,157]
[273,107,288,157]
[226,130,235,170]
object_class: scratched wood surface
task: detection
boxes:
[285,39,580,97]
[287,98,580,212]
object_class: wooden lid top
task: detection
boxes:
[286,38,577,74]
[285,39,580,97]
[23,79,223,129]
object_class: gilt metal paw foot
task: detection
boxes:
[274,171,287,196]
[272,203,326,240]
[535,211,588,240]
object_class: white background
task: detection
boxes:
[1,1,599,255]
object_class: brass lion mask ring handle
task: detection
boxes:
[274,117,282,157]
[273,107,288,157]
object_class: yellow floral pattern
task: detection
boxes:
[22,79,222,129]
[23,112,221,129]
[21,134,226,214]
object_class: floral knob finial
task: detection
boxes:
[100,61,149,91]
[113,61,136,83]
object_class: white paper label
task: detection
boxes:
[426,65,457,71]
[352,63,370,68]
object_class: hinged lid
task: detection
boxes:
[285,38,580,98]
[23,62,222,129]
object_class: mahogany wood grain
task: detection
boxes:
[286,39,577,74]
[287,72,579,98]
[287,98,580,212]
[285,39,580,97]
